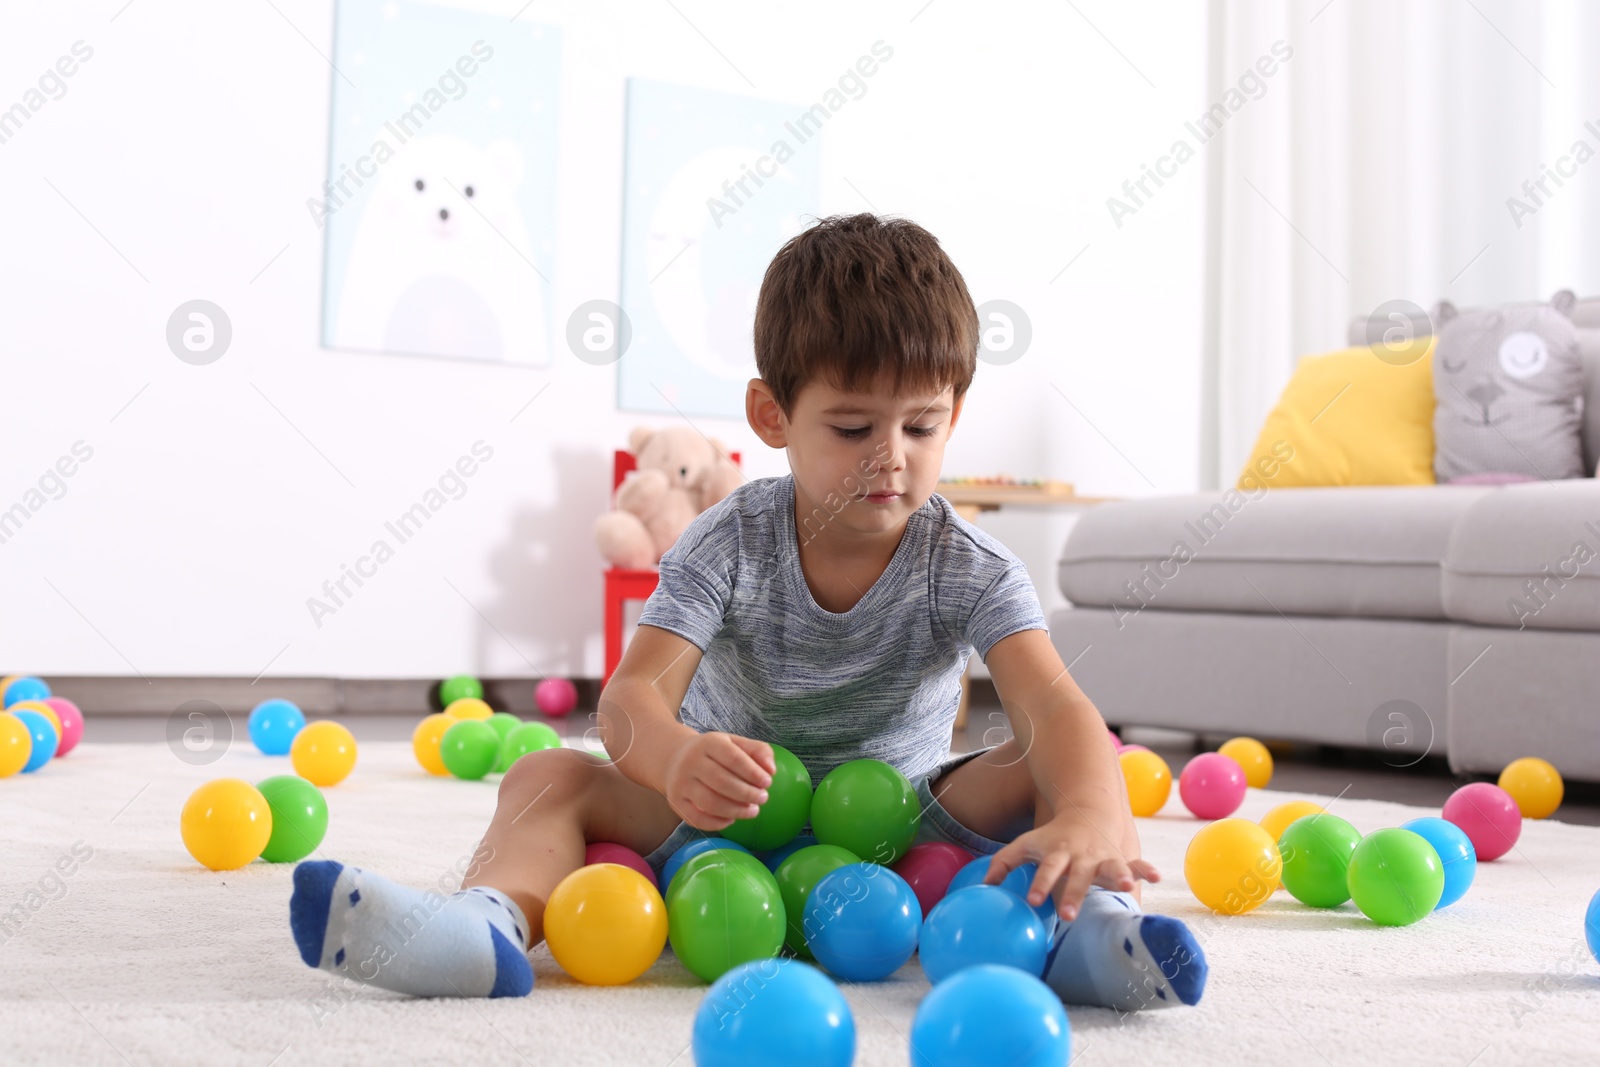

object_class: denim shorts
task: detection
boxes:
[640,744,1030,883]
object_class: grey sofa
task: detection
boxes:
[1050,299,1600,783]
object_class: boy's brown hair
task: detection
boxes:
[753,213,979,418]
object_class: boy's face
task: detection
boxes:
[747,374,963,541]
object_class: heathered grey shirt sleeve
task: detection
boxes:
[636,472,1048,787]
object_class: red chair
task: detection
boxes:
[603,448,740,687]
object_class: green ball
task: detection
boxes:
[440,720,500,781]
[719,744,813,852]
[1279,813,1363,908]
[774,844,859,957]
[666,851,786,982]
[499,722,562,773]
[485,713,523,772]
[1347,827,1445,926]
[439,674,483,707]
[256,774,329,863]
[810,758,920,865]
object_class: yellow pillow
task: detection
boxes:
[1236,339,1435,489]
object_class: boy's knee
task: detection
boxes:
[499,747,605,808]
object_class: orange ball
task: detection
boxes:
[444,697,494,721]
[412,713,453,776]
[181,778,272,871]
[291,720,358,786]
[1218,737,1273,789]
[1119,748,1173,817]
[544,863,669,985]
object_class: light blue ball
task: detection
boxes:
[1586,888,1600,964]
[692,958,854,1067]
[919,885,1049,985]
[12,709,58,773]
[248,699,305,756]
[662,837,752,894]
[759,834,818,873]
[804,862,921,981]
[947,855,1059,937]
[3,676,51,708]
[1401,816,1477,909]
[910,963,1070,1067]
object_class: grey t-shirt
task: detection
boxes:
[635,472,1049,787]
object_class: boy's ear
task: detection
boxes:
[746,378,788,447]
[948,391,964,433]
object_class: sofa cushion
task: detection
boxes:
[1059,485,1493,620]
[1441,480,1600,630]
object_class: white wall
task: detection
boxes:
[0,0,1206,680]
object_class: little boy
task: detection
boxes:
[287,213,1207,1011]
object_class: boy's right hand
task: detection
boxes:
[663,731,776,831]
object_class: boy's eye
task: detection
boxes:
[832,425,937,439]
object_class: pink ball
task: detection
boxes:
[535,678,578,718]
[42,697,84,757]
[1178,753,1247,820]
[1442,782,1522,862]
[1107,727,1123,751]
[583,842,657,889]
[891,841,974,917]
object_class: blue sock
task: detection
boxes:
[1041,888,1207,1010]
[289,860,533,998]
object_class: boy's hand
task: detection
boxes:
[981,815,1161,922]
[662,731,776,831]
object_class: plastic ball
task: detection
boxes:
[1119,743,1150,753]
[440,720,500,780]
[1218,736,1273,788]
[1179,753,1248,820]
[485,712,522,755]
[663,837,755,894]
[1184,818,1281,914]
[0,712,33,777]
[256,774,329,863]
[11,709,57,773]
[666,850,786,983]
[919,885,1049,985]
[774,844,859,957]
[584,842,657,889]
[439,674,483,707]
[1400,816,1476,909]
[910,963,1070,1067]
[1119,749,1172,817]
[810,758,921,865]
[892,841,975,918]
[443,697,493,721]
[1346,828,1444,926]
[720,743,813,851]
[759,834,818,873]
[248,699,305,756]
[535,678,579,717]
[10,700,61,741]
[1106,727,1122,750]
[180,778,272,870]
[289,721,357,787]
[692,958,855,1067]
[1442,782,1522,862]
[1261,800,1325,845]
[411,713,453,776]
[1498,757,1563,819]
[1278,814,1362,908]
[3,676,50,708]
[545,863,669,984]
[804,862,921,981]
[947,855,1058,933]
[1586,888,1600,964]
[499,722,562,773]
[41,696,84,757]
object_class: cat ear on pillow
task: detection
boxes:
[1433,300,1458,328]
[1551,289,1577,318]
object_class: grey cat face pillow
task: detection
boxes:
[1432,290,1585,482]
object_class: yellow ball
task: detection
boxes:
[1218,737,1273,789]
[9,700,62,741]
[0,712,32,777]
[444,697,494,721]
[1260,800,1325,845]
[412,713,453,777]
[1184,817,1282,915]
[291,720,358,787]
[1499,757,1563,819]
[1119,749,1173,817]
[181,778,273,870]
[544,863,669,985]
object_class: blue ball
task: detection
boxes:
[692,958,854,1067]
[248,699,306,756]
[919,885,1049,985]
[12,709,58,773]
[759,834,818,872]
[1585,888,1600,964]
[911,963,1070,1067]
[804,862,921,981]
[1401,816,1477,909]
[947,856,1058,936]
[662,837,753,894]
[3,676,50,708]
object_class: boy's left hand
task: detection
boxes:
[981,816,1161,922]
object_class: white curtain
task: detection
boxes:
[1201,0,1600,488]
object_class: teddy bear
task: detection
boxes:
[592,425,744,570]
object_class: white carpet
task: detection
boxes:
[1,740,1596,1067]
